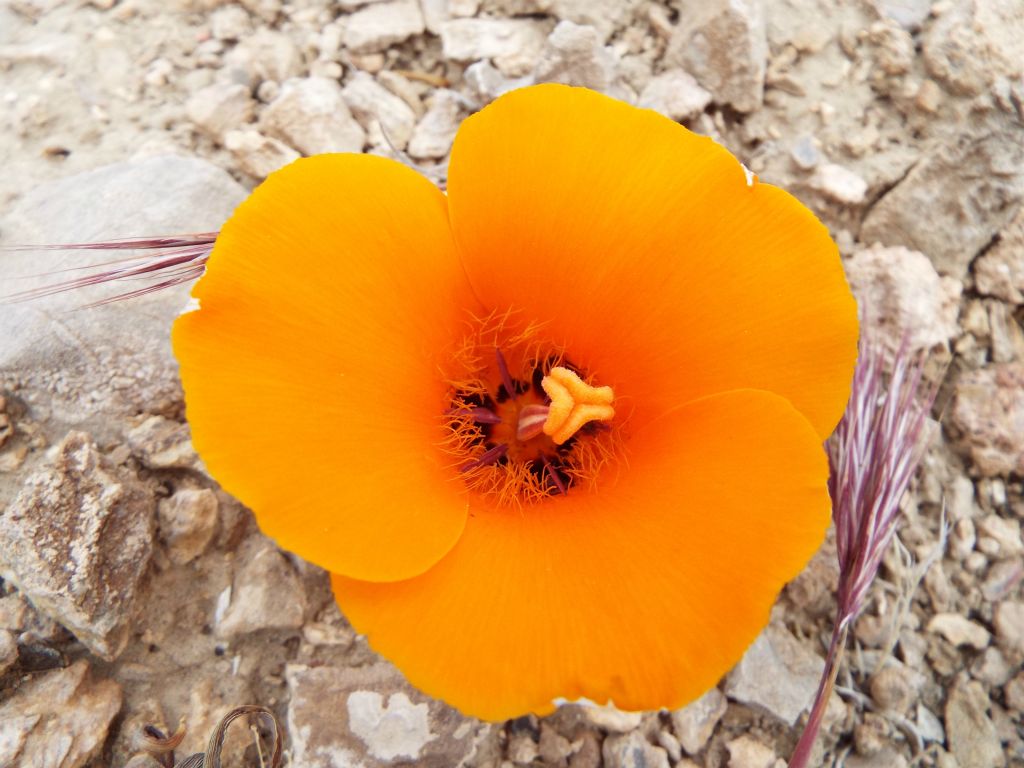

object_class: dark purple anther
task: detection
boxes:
[460,443,509,472]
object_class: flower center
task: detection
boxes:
[440,313,620,506]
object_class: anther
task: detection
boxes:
[541,366,615,444]
[460,443,509,472]
[495,348,516,400]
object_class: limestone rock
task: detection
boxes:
[843,245,961,353]
[582,703,642,733]
[0,661,122,768]
[950,363,1024,476]
[638,69,711,121]
[224,129,301,178]
[725,735,777,768]
[127,415,197,470]
[993,600,1024,657]
[871,0,931,30]
[533,21,618,94]
[408,90,460,159]
[0,432,153,660]
[225,29,303,85]
[809,163,868,205]
[671,687,727,755]
[342,71,417,150]
[860,128,1024,280]
[440,18,550,77]
[463,60,525,104]
[927,613,991,650]
[261,77,365,155]
[602,731,670,768]
[724,623,824,726]
[185,82,256,140]
[215,538,306,638]
[667,0,767,113]
[210,5,252,41]
[342,0,425,54]
[286,662,482,767]
[0,156,246,442]
[975,208,1024,304]
[944,679,1005,768]
[158,488,218,565]
[922,0,1024,97]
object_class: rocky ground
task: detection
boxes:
[0,0,1022,766]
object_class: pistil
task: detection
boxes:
[541,367,615,444]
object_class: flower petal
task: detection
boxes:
[173,154,476,582]
[332,389,831,720]
[447,85,857,439]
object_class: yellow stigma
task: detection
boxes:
[541,366,615,445]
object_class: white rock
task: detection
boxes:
[186,82,256,140]
[158,488,219,565]
[927,613,991,650]
[342,0,426,54]
[976,514,1023,557]
[671,687,727,755]
[945,679,1003,768]
[533,20,619,93]
[0,156,245,441]
[871,0,931,30]
[975,208,1024,304]
[860,123,1024,279]
[725,735,777,768]
[238,0,280,23]
[950,363,1024,477]
[463,59,525,104]
[993,601,1024,657]
[408,89,460,159]
[127,415,198,470]
[210,5,252,41]
[224,129,301,178]
[843,245,961,354]
[639,68,712,121]
[261,77,365,155]
[348,691,434,761]
[225,29,303,85]
[724,624,824,726]
[0,661,122,768]
[420,0,447,33]
[582,702,643,732]
[668,0,768,113]
[286,663,479,768]
[342,71,417,150]
[440,18,549,76]
[215,538,306,638]
[0,432,153,661]
[548,0,639,42]
[809,163,868,204]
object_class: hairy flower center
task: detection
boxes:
[440,313,620,507]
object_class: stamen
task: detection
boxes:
[542,456,567,495]
[460,443,509,472]
[516,404,550,442]
[495,348,516,400]
[541,367,615,445]
[464,407,503,424]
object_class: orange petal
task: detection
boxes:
[447,85,857,439]
[172,154,478,582]
[332,389,831,720]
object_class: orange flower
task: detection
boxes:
[172,85,858,720]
